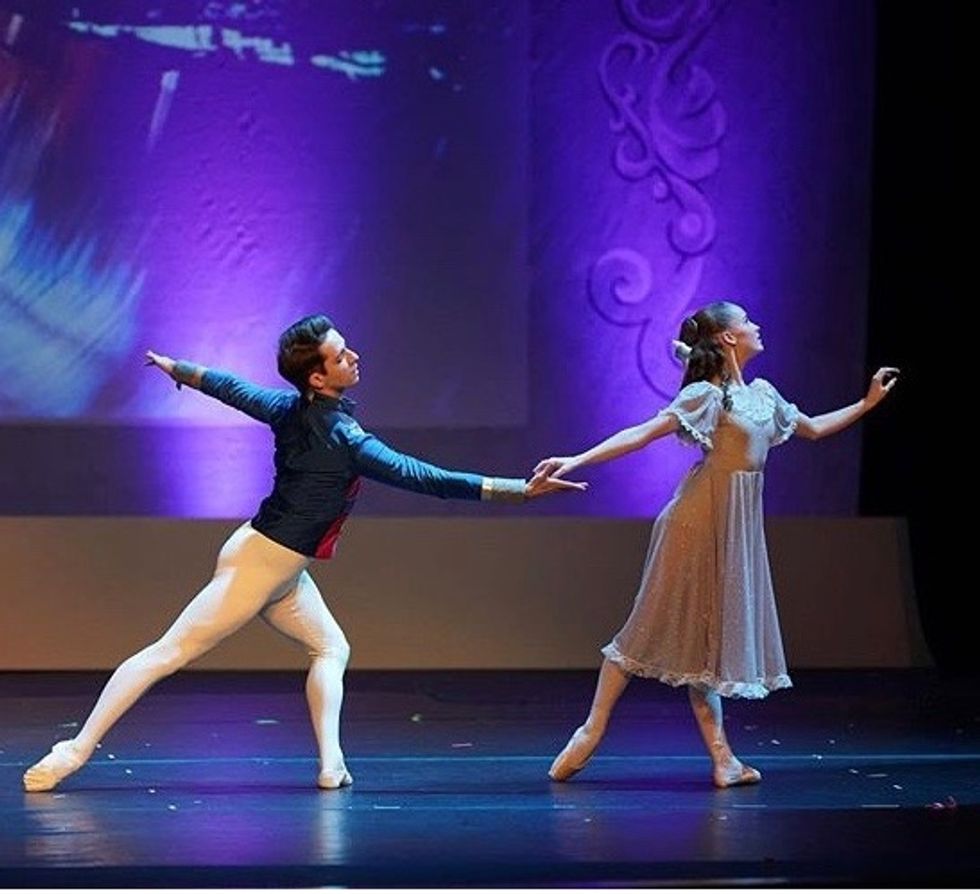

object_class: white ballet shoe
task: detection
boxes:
[317,767,353,790]
[549,725,603,782]
[23,740,87,793]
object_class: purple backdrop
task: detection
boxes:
[0,0,874,518]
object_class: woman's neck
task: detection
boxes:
[717,347,746,387]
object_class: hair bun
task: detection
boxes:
[672,339,692,364]
[679,315,700,347]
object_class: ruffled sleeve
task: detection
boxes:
[757,379,799,445]
[658,381,723,450]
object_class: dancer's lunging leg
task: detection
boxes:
[23,526,305,792]
[261,570,352,789]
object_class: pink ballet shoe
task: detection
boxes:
[712,758,762,788]
[317,767,353,790]
[23,740,87,793]
[549,725,603,781]
[709,740,761,788]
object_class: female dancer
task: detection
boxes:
[540,301,897,787]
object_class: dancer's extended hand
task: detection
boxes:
[533,456,579,480]
[865,367,900,409]
[524,467,587,499]
[145,350,176,377]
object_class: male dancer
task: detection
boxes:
[24,315,583,792]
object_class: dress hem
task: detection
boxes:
[601,644,792,700]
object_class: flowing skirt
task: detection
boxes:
[602,464,792,699]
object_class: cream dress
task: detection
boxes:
[602,378,799,698]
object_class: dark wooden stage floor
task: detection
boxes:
[1,669,977,886]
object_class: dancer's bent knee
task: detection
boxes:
[310,636,350,665]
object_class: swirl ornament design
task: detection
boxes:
[589,0,728,397]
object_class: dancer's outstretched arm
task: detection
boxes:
[534,413,680,480]
[145,350,295,425]
[795,367,899,441]
[338,419,585,503]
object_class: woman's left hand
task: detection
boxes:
[866,367,900,408]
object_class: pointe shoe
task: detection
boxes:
[317,767,353,790]
[709,739,761,789]
[712,759,762,789]
[23,740,87,793]
[549,725,603,782]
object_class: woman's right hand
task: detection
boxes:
[533,456,579,480]
[524,470,588,499]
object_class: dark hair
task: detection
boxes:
[678,301,742,409]
[277,314,335,393]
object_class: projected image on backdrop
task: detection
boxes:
[0,2,527,428]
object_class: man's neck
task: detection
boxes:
[309,386,345,400]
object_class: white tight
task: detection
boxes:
[36,523,350,784]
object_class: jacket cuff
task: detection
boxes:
[172,360,202,390]
[480,477,526,504]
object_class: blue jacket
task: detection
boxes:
[200,370,497,558]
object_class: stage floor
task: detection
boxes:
[1,669,978,886]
